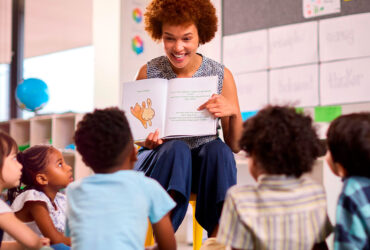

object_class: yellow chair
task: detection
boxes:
[145,193,203,250]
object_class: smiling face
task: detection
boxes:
[162,23,200,74]
[1,150,22,189]
[44,149,73,189]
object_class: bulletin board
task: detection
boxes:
[223,0,370,35]
[222,0,370,123]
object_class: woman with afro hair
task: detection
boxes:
[134,0,242,239]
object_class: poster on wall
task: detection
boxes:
[303,0,340,19]
[320,57,370,106]
[121,0,163,83]
[319,13,370,62]
[269,21,318,68]
[235,72,268,112]
[223,30,268,74]
[269,64,319,107]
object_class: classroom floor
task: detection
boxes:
[178,243,193,250]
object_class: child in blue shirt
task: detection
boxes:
[69,107,176,250]
[326,112,370,250]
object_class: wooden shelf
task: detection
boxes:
[0,113,92,180]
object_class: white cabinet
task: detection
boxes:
[0,113,92,180]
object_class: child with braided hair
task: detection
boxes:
[5,144,73,248]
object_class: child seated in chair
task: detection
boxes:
[325,112,370,250]
[68,107,176,250]
[216,105,332,250]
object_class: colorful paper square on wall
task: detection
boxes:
[314,106,342,122]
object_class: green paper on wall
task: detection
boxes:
[314,106,342,122]
[295,107,304,114]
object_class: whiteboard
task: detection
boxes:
[319,13,370,62]
[223,30,268,74]
[320,57,370,105]
[269,21,318,68]
[269,64,319,107]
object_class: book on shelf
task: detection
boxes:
[120,76,218,141]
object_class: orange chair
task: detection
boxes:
[145,193,203,250]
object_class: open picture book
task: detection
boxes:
[120,76,218,141]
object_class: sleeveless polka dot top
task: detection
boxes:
[147,54,224,149]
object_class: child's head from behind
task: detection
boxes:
[17,145,73,191]
[326,112,370,178]
[0,131,22,188]
[239,105,323,179]
[74,107,135,173]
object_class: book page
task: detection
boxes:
[121,78,167,141]
[164,76,218,137]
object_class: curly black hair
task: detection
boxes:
[144,0,218,44]
[8,145,53,204]
[74,107,133,173]
[327,112,370,178]
[239,105,323,178]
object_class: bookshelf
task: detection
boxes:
[0,113,92,180]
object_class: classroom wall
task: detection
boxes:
[93,0,122,108]
[222,0,370,119]
[92,1,370,247]
[94,0,222,108]
[222,2,370,247]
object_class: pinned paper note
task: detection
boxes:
[314,106,342,122]
[320,57,370,106]
[235,72,268,112]
[319,13,370,62]
[269,22,318,68]
[269,64,319,107]
[303,0,340,19]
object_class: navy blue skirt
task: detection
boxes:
[134,138,237,235]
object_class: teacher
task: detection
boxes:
[135,0,242,238]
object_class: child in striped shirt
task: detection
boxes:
[326,112,370,250]
[215,105,332,250]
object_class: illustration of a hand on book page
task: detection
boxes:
[130,98,155,129]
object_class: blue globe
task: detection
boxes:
[15,78,50,112]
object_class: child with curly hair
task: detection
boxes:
[326,113,370,250]
[0,131,50,249]
[68,107,176,250]
[214,105,332,250]
[5,145,73,248]
[135,0,242,237]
